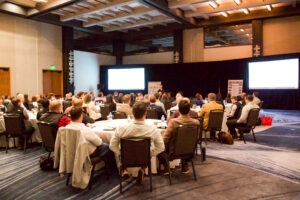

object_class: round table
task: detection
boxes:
[91,119,179,175]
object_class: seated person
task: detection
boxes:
[117,94,132,116]
[148,95,166,119]
[168,94,183,117]
[252,92,261,106]
[113,91,119,103]
[109,101,165,183]
[195,93,205,107]
[167,97,198,124]
[66,107,115,169]
[39,100,71,127]
[83,94,101,121]
[199,93,223,137]
[226,95,259,138]
[240,92,247,106]
[77,91,84,99]
[7,98,35,149]
[154,93,166,113]
[64,98,95,124]
[104,95,117,113]
[37,98,49,120]
[65,92,73,101]
[171,92,183,106]
[159,99,200,174]
[227,96,242,120]
[0,98,7,112]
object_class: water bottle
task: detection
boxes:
[108,112,113,120]
[161,115,165,123]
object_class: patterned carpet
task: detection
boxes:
[0,109,300,199]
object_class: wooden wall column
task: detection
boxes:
[173,29,183,63]
[113,39,125,65]
[252,20,263,57]
[62,26,75,95]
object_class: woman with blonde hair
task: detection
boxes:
[83,94,101,120]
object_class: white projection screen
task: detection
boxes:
[108,68,145,90]
[248,58,299,89]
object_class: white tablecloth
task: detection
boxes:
[0,112,42,148]
[91,119,179,174]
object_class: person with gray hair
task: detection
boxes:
[199,93,223,137]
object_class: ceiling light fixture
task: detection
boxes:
[240,28,245,32]
[208,1,219,9]
[246,33,250,36]
[33,0,48,2]
[221,12,228,17]
[242,8,249,14]
[234,0,242,5]
[266,5,272,11]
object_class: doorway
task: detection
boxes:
[0,67,11,97]
[43,70,63,97]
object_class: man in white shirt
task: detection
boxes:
[17,93,29,112]
[117,94,132,116]
[226,95,259,138]
[110,101,165,183]
[67,107,115,167]
[167,94,183,117]
[252,92,261,106]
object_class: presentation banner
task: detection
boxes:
[148,81,162,96]
[228,80,243,97]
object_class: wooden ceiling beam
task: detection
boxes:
[137,0,198,28]
[60,0,136,22]
[7,0,36,8]
[169,0,209,9]
[186,0,298,17]
[83,7,154,27]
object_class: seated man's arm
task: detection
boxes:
[163,120,175,145]
[152,129,165,156]
[227,104,237,118]
[86,130,103,147]
[199,105,206,117]
[237,106,248,123]
[109,127,121,155]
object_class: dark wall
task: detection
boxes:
[100,53,300,110]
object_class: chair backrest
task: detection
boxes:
[258,101,264,109]
[207,109,224,131]
[28,103,34,111]
[4,114,25,136]
[120,137,151,168]
[147,108,158,119]
[112,111,127,119]
[0,106,6,113]
[171,124,198,160]
[63,101,72,112]
[100,105,110,120]
[247,108,260,127]
[82,107,88,114]
[95,99,103,104]
[38,121,58,152]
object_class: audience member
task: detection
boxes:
[65,92,72,101]
[195,93,204,107]
[154,93,166,113]
[149,96,166,119]
[64,98,95,124]
[23,94,31,110]
[226,95,259,138]
[241,92,247,106]
[199,93,223,132]
[105,94,117,113]
[118,93,124,103]
[39,100,71,127]
[66,107,115,169]
[143,94,149,102]
[216,92,224,109]
[167,97,198,123]
[168,93,183,115]
[7,98,35,149]
[136,93,144,101]
[225,93,232,103]
[159,99,199,174]
[113,91,119,103]
[17,94,28,111]
[171,92,183,106]
[110,101,164,183]
[227,96,242,120]
[37,98,50,120]
[31,96,39,108]
[77,91,84,99]
[0,98,7,113]
[83,94,101,121]
[117,94,132,116]
[252,92,261,106]
[95,92,105,103]
[90,91,95,101]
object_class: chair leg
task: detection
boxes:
[5,134,9,154]
[204,131,207,145]
[149,163,152,192]
[252,129,257,142]
[88,165,95,190]
[13,137,16,148]
[66,173,71,186]
[166,158,172,185]
[240,131,246,144]
[191,159,197,181]
[119,168,123,194]
[24,136,27,153]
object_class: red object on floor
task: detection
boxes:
[261,116,272,126]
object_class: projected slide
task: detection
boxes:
[108,68,145,90]
[249,59,299,89]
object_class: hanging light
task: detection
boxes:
[266,5,272,11]
[242,8,249,14]
[208,1,219,9]
[221,12,228,17]
[234,0,242,5]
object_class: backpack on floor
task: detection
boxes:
[217,132,234,145]
[39,155,54,171]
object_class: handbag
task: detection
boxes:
[261,116,272,126]
[39,155,55,171]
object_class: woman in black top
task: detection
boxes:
[105,94,116,113]
[37,98,50,120]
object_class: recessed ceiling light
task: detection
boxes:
[221,12,228,17]
[242,8,249,14]
[246,33,250,36]
[266,5,272,11]
[33,0,48,2]
[208,1,219,9]
[234,0,242,5]
[240,28,245,32]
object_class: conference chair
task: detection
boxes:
[0,107,6,113]
[258,101,264,109]
[146,108,158,119]
[37,122,58,158]
[0,129,9,153]
[159,124,198,185]
[195,117,206,161]
[120,137,152,193]
[100,105,110,120]
[4,114,33,153]
[112,111,127,119]
[204,109,224,144]
[238,108,260,144]
[63,101,72,112]
[82,107,88,114]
